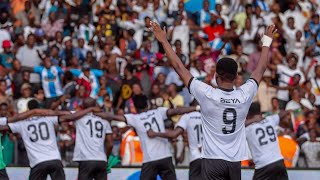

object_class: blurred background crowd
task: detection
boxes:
[0,0,320,169]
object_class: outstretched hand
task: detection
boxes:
[264,24,277,39]
[147,129,157,138]
[149,21,167,43]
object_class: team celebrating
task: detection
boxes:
[0,21,289,180]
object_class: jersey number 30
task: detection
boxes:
[222,108,237,134]
[27,122,50,142]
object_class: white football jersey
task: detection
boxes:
[73,113,112,162]
[189,78,258,161]
[246,115,283,169]
[0,117,7,125]
[8,116,61,167]
[176,112,203,162]
[124,107,171,163]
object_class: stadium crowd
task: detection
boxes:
[0,0,320,169]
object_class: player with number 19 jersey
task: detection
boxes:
[188,78,258,161]
[176,111,202,163]
[124,107,171,163]
[73,113,112,162]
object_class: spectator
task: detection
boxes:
[59,36,85,66]
[0,40,14,69]
[15,83,33,113]
[301,129,320,168]
[269,53,305,109]
[41,11,64,39]
[16,34,42,83]
[33,56,64,108]
[70,64,103,99]
[78,15,95,44]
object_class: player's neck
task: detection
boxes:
[217,82,234,91]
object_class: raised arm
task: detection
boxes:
[250,25,277,83]
[94,112,126,123]
[147,127,184,139]
[59,107,98,123]
[166,106,199,117]
[150,21,193,87]
[7,109,64,123]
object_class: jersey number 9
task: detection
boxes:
[222,108,237,134]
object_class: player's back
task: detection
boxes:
[189,78,258,161]
[73,113,112,162]
[8,116,60,167]
[176,111,202,162]
[124,107,171,163]
[246,115,283,169]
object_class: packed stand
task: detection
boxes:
[0,0,319,168]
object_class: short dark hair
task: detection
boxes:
[247,102,261,117]
[216,58,238,82]
[133,94,148,111]
[125,64,134,74]
[83,98,96,108]
[28,99,40,110]
[0,102,8,108]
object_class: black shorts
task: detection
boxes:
[202,159,241,180]
[253,159,288,180]
[189,159,202,180]
[140,157,176,180]
[29,160,65,180]
[0,169,9,180]
[78,161,107,180]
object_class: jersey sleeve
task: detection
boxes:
[34,66,44,74]
[57,66,64,75]
[0,117,7,125]
[105,121,112,134]
[157,107,169,120]
[70,69,82,77]
[175,114,187,130]
[188,78,213,103]
[8,122,22,134]
[124,114,135,127]
[47,116,59,125]
[239,78,259,102]
[269,114,280,127]
[276,64,285,74]
[92,69,103,77]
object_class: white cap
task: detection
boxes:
[117,122,127,128]
[63,36,72,44]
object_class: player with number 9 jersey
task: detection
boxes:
[189,78,258,161]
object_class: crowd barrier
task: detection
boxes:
[6,167,320,180]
